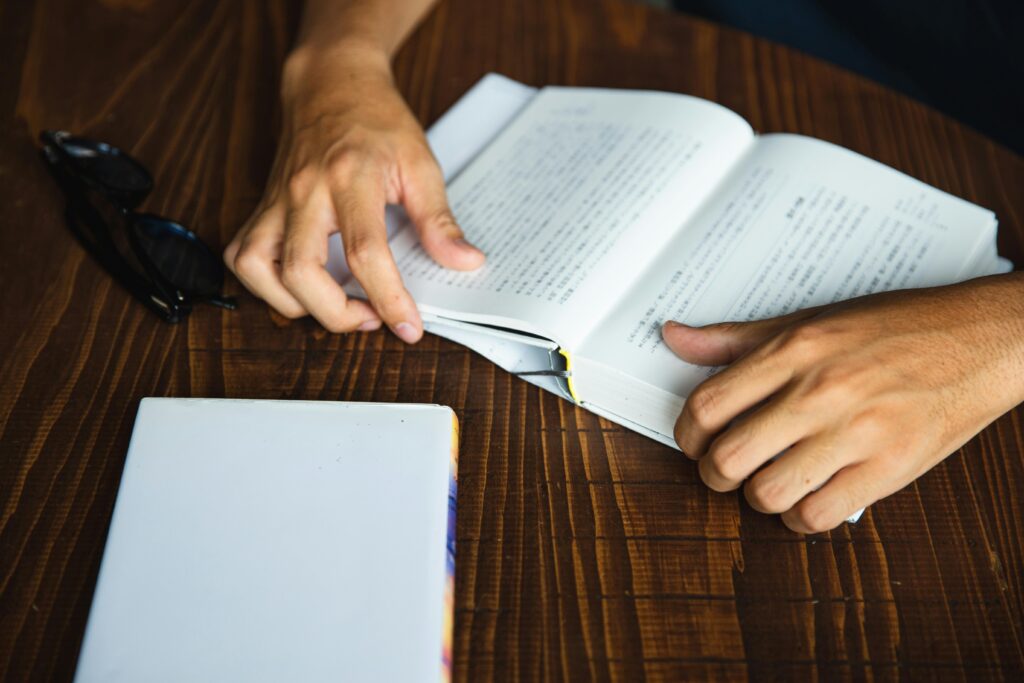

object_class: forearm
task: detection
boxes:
[226,0,479,341]
[967,272,1024,410]
[294,0,440,60]
[281,0,439,119]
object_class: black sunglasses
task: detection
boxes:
[39,130,237,323]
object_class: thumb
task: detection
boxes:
[662,307,821,365]
[402,150,485,271]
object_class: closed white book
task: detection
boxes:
[74,398,458,683]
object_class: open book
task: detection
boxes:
[331,74,1007,448]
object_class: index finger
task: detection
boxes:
[674,328,808,457]
[279,187,381,333]
[226,205,308,319]
[331,168,423,344]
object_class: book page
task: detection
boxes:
[578,134,998,397]
[383,86,754,348]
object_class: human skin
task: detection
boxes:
[662,273,1024,533]
[223,0,480,343]
[224,0,1024,532]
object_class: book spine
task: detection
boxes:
[441,414,459,683]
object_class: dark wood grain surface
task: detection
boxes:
[2,1,1022,680]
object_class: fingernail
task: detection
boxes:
[394,322,421,344]
[454,237,482,253]
[358,319,382,332]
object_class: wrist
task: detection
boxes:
[966,273,1024,407]
[281,40,393,104]
[999,273,1024,398]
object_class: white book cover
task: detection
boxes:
[74,398,458,683]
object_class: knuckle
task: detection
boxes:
[286,166,319,203]
[804,363,869,405]
[777,322,829,359]
[343,236,384,272]
[876,444,916,483]
[701,466,734,493]
[805,365,840,394]
[280,256,317,290]
[684,385,721,431]
[703,439,746,489]
[709,444,745,484]
[325,135,385,181]
[847,407,890,443]
[223,243,239,271]
[324,147,363,183]
[745,476,789,513]
[793,500,839,535]
[673,418,692,455]
[233,248,263,280]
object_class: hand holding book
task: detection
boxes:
[227,65,1015,532]
[222,14,484,342]
[663,274,1024,532]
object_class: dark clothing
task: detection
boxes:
[672,0,1024,155]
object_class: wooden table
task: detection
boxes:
[2,1,1022,680]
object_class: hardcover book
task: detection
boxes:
[75,398,458,683]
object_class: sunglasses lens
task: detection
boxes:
[59,136,152,200]
[131,216,223,298]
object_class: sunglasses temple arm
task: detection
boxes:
[208,295,239,311]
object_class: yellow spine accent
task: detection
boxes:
[450,412,460,473]
[559,349,580,403]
